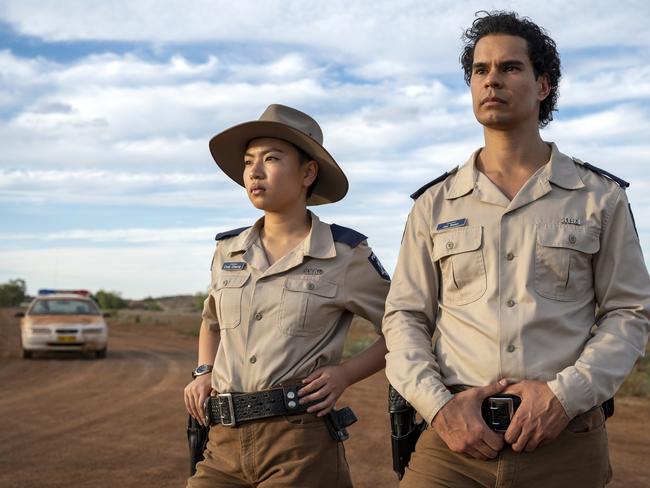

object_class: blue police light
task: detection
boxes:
[38,289,91,296]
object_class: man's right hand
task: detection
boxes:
[431,378,508,460]
[184,375,213,427]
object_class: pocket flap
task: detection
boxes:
[432,226,482,262]
[216,273,250,290]
[283,277,338,298]
[537,226,600,254]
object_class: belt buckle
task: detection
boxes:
[217,393,236,427]
[487,396,515,432]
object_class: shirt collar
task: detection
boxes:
[445,142,584,200]
[226,211,336,260]
[542,142,585,190]
[446,148,480,200]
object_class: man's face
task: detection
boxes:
[470,34,550,131]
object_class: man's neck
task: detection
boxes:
[476,124,552,201]
[479,124,550,173]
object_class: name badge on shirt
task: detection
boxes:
[222,262,246,270]
[436,218,468,231]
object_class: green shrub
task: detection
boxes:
[95,290,127,310]
[0,278,27,307]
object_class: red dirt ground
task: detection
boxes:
[1,309,648,487]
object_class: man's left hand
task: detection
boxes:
[504,380,570,453]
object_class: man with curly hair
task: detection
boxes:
[383,10,650,487]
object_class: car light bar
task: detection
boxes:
[38,289,91,296]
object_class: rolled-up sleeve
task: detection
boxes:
[382,195,453,423]
[548,188,650,418]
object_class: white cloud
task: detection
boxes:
[2,1,650,297]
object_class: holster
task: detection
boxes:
[187,414,209,476]
[324,406,358,441]
[389,385,425,480]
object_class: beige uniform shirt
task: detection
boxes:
[201,212,390,393]
[383,143,650,422]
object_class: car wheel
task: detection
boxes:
[95,347,107,359]
[22,348,33,359]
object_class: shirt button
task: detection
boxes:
[249,355,257,364]
[222,279,229,286]
[506,252,514,261]
[568,234,577,244]
[506,299,516,308]
[307,282,315,290]
[446,241,455,250]
[254,312,263,321]
[506,344,516,353]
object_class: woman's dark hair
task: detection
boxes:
[293,144,319,199]
[460,10,561,128]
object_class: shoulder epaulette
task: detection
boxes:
[215,226,250,241]
[574,158,630,188]
[330,224,367,248]
[410,167,459,200]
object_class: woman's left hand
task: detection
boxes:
[298,365,351,416]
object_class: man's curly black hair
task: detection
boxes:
[460,11,561,128]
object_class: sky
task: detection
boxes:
[1,0,649,299]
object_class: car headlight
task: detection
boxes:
[83,328,105,335]
[29,327,50,334]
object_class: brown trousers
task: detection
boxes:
[402,407,611,488]
[187,412,353,488]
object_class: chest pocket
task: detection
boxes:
[535,225,600,301]
[215,273,250,329]
[432,226,487,305]
[279,277,338,336]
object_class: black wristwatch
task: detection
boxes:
[192,364,213,379]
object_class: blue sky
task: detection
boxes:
[1,0,649,298]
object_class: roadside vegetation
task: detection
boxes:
[0,278,27,306]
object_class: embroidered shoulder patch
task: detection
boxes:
[368,252,390,281]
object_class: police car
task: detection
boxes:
[17,289,109,359]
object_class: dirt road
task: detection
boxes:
[1,309,648,487]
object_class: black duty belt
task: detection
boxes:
[204,384,311,427]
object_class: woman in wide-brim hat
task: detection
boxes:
[184,104,391,487]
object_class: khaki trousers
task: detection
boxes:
[402,407,611,488]
[187,412,353,488]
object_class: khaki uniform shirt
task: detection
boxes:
[202,212,390,393]
[383,143,650,422]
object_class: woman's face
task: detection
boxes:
[243,137,317,212]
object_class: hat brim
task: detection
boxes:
[209,120,348,206]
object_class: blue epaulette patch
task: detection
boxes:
[578,160,630,188]
[215,226,250,241]
[410,167,459,200]
[330,224,367,248]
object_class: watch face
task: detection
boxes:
[194,364,213,377]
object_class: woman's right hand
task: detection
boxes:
[184,375,213,426]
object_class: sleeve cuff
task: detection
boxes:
[547,368,595,419]
[410,382,454,424]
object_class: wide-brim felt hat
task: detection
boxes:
[209,104,348,205]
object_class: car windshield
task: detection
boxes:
[30,299,101,316]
